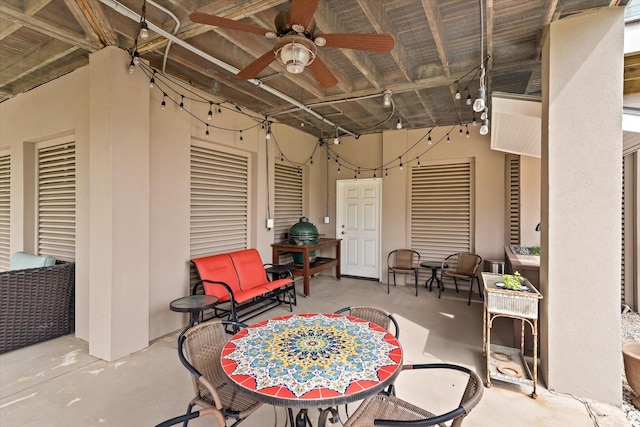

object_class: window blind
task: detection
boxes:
[190,145,249,259]
[37,142,76,261]
[508,155,521,245]
[411,161,473,268]
[274,163,303,242]
[0,153,9,271]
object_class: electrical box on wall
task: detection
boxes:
[266,218,274,229]
[323,216,330,224]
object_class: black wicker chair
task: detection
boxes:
[0,260,75,353]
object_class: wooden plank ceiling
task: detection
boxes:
[0,0,630,139]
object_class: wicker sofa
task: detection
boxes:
[0,258,75,353]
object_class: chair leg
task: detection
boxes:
[468,278,474,305]
[183,403,194,427]
[414,270,418,297]
[453,277,459,293]
[476,276,484,300]
[387,270,390,294]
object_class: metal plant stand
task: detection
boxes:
[482,272,543,398]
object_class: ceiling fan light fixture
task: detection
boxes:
[314,36,326,47]
[275,36,317,74]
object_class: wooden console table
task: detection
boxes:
[272,238,341,296]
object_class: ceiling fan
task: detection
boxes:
[189,0,395,88]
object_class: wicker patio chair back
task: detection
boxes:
[343,363,483,427]
[441,253,483,305]
[335,306,400,339]
[387,249,421,296]
[178,320,262,426]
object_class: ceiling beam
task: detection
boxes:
[0,38,79,87]
[72,0,118,46]
[0,2,101,51]
[0,0,51,41]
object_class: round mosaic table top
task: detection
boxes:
[220,313,403,408]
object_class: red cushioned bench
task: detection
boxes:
[191,248,296,323]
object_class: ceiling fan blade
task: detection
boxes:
[321,33,395,53]
[236,51,276,80]
[189,12,271,36]
[290,0,320,31]
[307,57,338,88]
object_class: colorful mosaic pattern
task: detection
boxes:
[221,313,402,405]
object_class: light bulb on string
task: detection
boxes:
[399,157,403,170]
[338,165,341,173]
[310,156,313,165]
[149,71,155,88]
[481,109,487,120]
[205,126,209,138]
[280,153,284,162]
[266,124,271,140]
[217,104,222,115]
[354,172,357,181]
[373,170,377,179]
[133,51,140,65]
[140,22,149,39]
[239,130,243,143]
[480,119,490,135]
[466,93,472,106]
[128,59,135,75]
[459,126,463,137]
[161,93,166,110]
[396,118,402,129]
[334,136,340,145]
[207,102,213,121]
[473,88,486,112]
[454,85,461,100]
[385,169,388,177]
[428,133,432,145]
[466,125,470,139]
[179,96,184,110]
[447,134,450,143]
[472,114,477,126]
[417,158,421,166]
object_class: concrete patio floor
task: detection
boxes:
[0,275,630,426]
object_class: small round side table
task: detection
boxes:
[420,261,448,293]
[170,295,218,337]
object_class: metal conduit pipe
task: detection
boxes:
[99,0,358,138]
[146,0,180,74]
[271,92,385,116]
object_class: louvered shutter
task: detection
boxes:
[507,155,521,245]
[0,153,10,271]
[411,161,473,269]
[37,142,76,261]
[190,145,248,259]
[274,163,303,242]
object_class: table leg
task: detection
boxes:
[335,241,341,279]
[302,247,310,296]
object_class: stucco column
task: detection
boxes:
[541,8,623,404]
[88,47,150,360]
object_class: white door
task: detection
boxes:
[336,179,381,278]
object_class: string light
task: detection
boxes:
[385,169,388,177]
[239,130,243,142]
[396,118,402,129]
[149,71,155,88]
[310,156,314,165]
[428,133,432,145]
[140,22,148,39]
[205,125,209,138]
[466,92,472,106]
[266,123,272,139]
[417,157,421,166]
[280,153,284,162]
[480,119,490,135]
[454,83,461,100]
[179,95,184,110]
[161,93,166,110]
[383,90,392,107]
[466,125,470,138]
[128,59,135,75]
[459,126,463,137]
[208,102,213,121]
[338,165,341,173]
[217,104,222,115]
[447,134,450,143]
[373,170,377,179]
[472,114,477,126]
[399,157,403,170]
[133,50,140,65]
